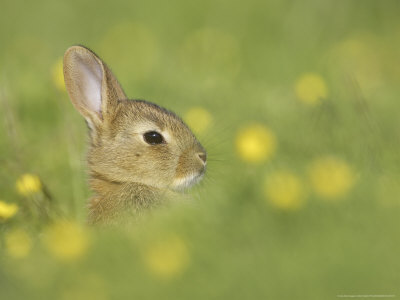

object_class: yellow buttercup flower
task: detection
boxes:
[184,107,212,135]
[308,156,355,200]
[42,221,90,262]
[264,171,306,211]
[295,73,328,105]
[0,201,19,220]
[236,124,277,163]
[16,173,42,196]
[143,234,190,279]
[51,57,65,91]
[5,228,32,258]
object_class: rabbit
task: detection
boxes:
[63,45,207,224]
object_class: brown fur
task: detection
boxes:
[63,46,206,224]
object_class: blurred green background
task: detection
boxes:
[1,0,400,299]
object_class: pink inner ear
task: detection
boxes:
[78,59,103,114]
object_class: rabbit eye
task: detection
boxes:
[143,131,165,145]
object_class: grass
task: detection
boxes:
[1,0,400,299]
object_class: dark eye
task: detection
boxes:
[143,131,165,145]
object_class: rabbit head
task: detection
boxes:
[63,46,206,192]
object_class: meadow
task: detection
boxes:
[1,0,400,299]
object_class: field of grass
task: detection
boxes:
[1,0,400,299]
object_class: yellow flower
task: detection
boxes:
[264,171,306,210]
[5,228,32,258]
[184,107,212,135]
[51,57,65,91]
[236,124,277,163]
[143,234,190,279]
[0,201,19,220]
[308,156,355,200]
[16,173,42,196]
[42,221,89,262]
[295,73,328,105]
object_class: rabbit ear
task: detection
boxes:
[63,46,127,128]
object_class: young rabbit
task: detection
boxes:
[63,45,207,224]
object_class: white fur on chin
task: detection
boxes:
[172,172,204,191]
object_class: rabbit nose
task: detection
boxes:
[197,152,207,164]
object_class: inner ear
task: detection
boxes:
[64,46,105,124]
[77,58,103,115]
[63,46,128,126]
